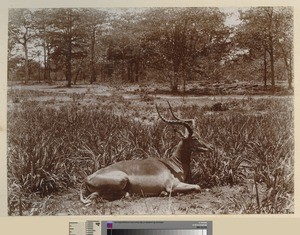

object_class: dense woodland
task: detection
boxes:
[8,7,293,92]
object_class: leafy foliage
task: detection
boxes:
[8,7,293,90]
[235,7,293,88]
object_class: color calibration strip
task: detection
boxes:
[106,229,207,235]
[69,221,101,235]
[70,221,212,235]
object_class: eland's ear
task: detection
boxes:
[173,128,186,138]
[183,119,195,137]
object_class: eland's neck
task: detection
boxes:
[170,140,192,182]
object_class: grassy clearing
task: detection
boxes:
[7,88,293,215]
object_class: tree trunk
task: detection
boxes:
[282,52,292,90]
[182,61,188,93]
[24,42,29,84]
[134,60,139,82]
[43,42,47,81]
[127,62,133,82]
[269,44,275,90]
[288,53,293,89]
[66,38,72,87]
[263,48,267,88]
[74,68,81,85]
[171,64,179,92]
[90,28,96,84]
[279,43,293,90]
[66,10,72,88]
[46,47,51,82]
[38,64,41,82]
[267,8,275,91]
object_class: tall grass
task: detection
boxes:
[7,95,293,214]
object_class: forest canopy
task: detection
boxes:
[8,7,293,91]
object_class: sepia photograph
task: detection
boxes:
[7,7,294,216]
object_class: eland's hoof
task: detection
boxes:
[195,185,201,191]
[159,191,169,197]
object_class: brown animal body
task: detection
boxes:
[82,102,213,202]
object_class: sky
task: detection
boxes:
[219,7,248,26]
[105,7,245,27]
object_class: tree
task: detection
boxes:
[81,9,108,84]
[142,8,230,92]
[33,9,54,82]
[50,9,88,87]
[237,7,293,90]
[8,9,35,83]
[104,10,146,83]
[276,7,293,89]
